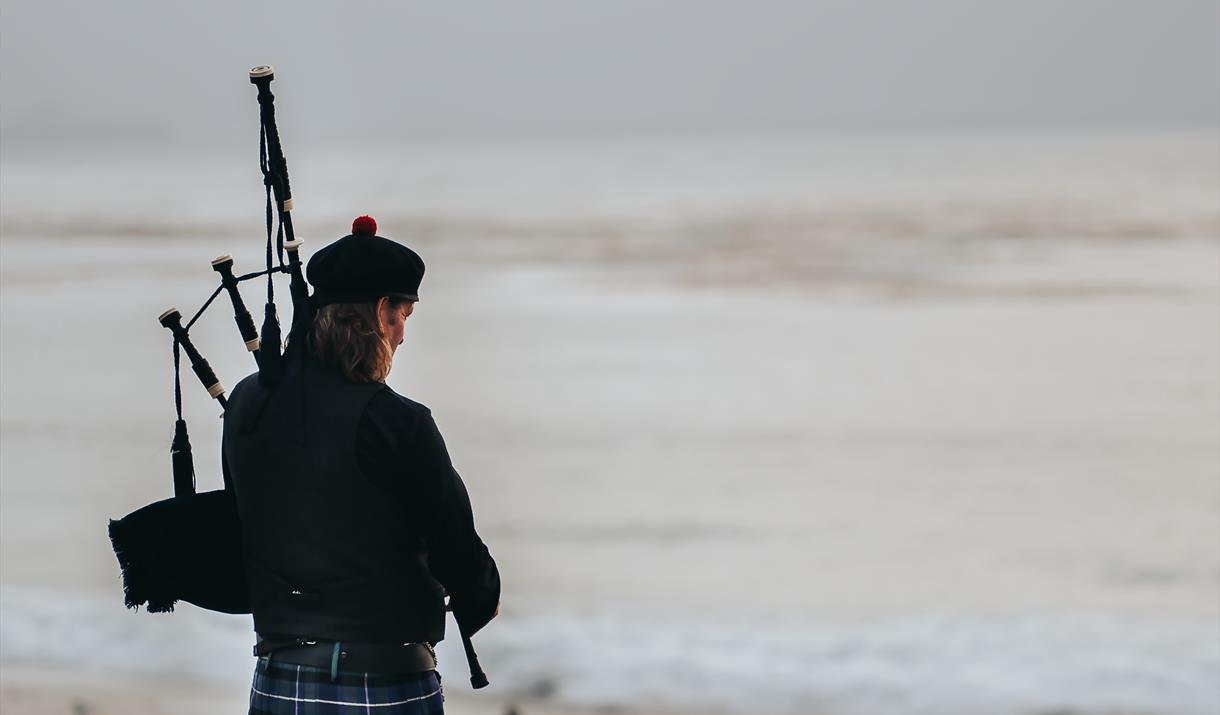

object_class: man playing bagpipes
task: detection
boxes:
[108,67,499,714]
[233,214,500,713]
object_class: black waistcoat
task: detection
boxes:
[223,351,446,644]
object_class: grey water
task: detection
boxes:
[1,130,1218,714]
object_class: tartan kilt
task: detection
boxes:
[249,657,445,714]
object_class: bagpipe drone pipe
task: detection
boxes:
[106,66,489,688]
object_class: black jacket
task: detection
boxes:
[223,349,499,644]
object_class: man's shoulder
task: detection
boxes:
[359,388,434,453]
[232,371,261,396]
[366,386,433,422]
[226,371,263,409]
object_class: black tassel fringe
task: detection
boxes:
[107,517,177,613]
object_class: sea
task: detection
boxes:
[1,129,1218,715]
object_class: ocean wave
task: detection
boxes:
[3,202,1217,245]
[2,587,1216,715]
[4,206,1216,301]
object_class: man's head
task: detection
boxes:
[308,295,414,383]
[305,217,424,382]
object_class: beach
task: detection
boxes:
[1,130,1218,715]
[2,665,693,715]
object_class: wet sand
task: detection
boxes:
[1,666,665,715]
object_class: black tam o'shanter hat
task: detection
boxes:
[307,216,425,307]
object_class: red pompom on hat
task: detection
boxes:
[352,215,378,236]
[308,215,425,306]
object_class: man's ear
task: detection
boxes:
[375,296,391,331]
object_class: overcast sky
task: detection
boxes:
[1,0,1217,149]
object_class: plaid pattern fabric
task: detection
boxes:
[248,657,444,714]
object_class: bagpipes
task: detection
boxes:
[107,66,488,689]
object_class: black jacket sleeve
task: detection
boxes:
[409,410,501,635]
[358,391,501,636]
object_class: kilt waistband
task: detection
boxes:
[255,636,437,676]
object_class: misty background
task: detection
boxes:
[1,3,1219,715]
[2,0,1218,151]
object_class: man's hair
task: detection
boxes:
[306,298,410,383]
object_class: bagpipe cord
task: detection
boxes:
[261,123,275,303]
[173,339,183,423]
[257,119,285,384]
[170,338,195,495]
[258,121,289,299]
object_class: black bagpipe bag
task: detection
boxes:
[108,488,250,614]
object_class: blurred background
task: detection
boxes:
[1,2,1217,714]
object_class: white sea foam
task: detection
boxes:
[2,587,1216,715]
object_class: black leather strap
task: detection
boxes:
[254,638,437,674]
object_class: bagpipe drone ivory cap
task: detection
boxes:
[306,216,425,307]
